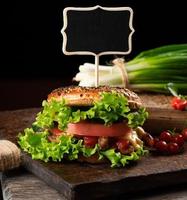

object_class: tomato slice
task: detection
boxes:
[67,121,132,137]
[84,136,98,148]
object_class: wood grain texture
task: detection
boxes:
[1,169,65,200]
[144,107,187,134]
[140,94,172,109]
[0,108,40,144]
[1,169,187,200]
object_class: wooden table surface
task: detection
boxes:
[0,94,187,200]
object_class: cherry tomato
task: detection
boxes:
[153,137,159,147]
[116,139,130,154]
[143,134,155,147]
[83,136,98,148]
[182,128,187,141]
[171,134,184,146]
[171,97,187,111]
[168,143,180,154]
[159,131,172,142]
[155,140,168,152]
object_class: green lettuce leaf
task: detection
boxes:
[81,144,99,157]
[83,92,130,125]
[33,92,148,130]
[33,99,72,130]
[100,147,147,167]
[18,128,81,162]
[127,108,149,128]
[18,128,147,167]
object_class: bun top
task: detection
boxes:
[47,86,142,109]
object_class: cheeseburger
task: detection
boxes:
[19,86,148,167]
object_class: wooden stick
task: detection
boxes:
[95,55,99,87]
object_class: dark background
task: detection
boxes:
[2,0,187,110]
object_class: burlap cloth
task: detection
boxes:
[0,140,21,171]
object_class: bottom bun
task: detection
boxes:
[77,154,108,164]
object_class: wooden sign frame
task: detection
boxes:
[62,5,134,56]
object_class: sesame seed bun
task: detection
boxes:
[47,86,142,109]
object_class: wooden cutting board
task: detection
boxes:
[21,145,187,200]
[0,94,187,200]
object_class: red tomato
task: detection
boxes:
[83,136,98,148]
[50,128,63,136]
[182,128,187,141]
[168,143,180,154]
[143,134,155,147]
[171,134,184,146]
[159,131,172,142]
[171,97,187,111]
[116,139,130,154]
[155,141,168,152]
[67,121,132,137]
[153,137,159,147]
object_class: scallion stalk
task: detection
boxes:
[74,44,187,94]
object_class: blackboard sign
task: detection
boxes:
[61,5,134,87]
[62,5,134,56]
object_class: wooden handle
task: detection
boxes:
[0,140,21,171]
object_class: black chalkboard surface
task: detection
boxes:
[62,6,134,56]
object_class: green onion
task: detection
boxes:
[74,44,187,94]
